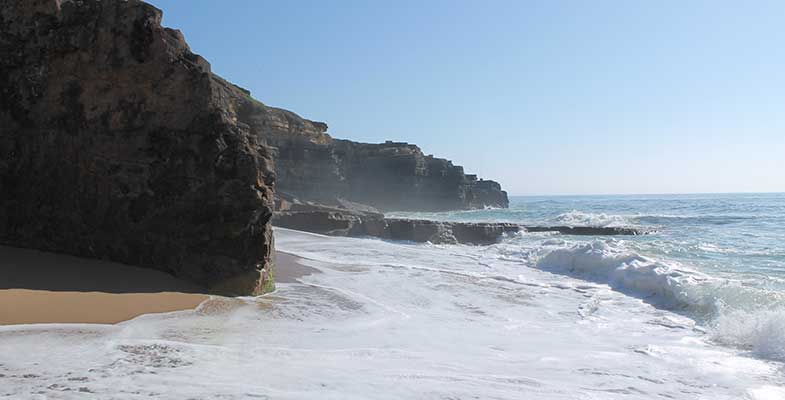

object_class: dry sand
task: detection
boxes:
[0,246,317,325]
[0,289,208,325]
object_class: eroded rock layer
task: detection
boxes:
[271,135,510,212]
[274,206,520,245]
[221,89,510,212]
[0,0,275,295]
[274,200,654,243]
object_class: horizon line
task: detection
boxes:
[508,190,785,197]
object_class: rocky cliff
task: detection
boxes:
[270,134,509,212]
[0,0,276,295]
[0,0,510,294]
[280,139,509,212]
[216,81,509,212]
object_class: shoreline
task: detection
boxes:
[275,251,321,283]
[0,246,317,326]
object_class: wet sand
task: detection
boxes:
[0,245,317,325]
[275,251,320,283]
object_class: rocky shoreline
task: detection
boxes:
[273,199,653,245]
[0,0,511,294]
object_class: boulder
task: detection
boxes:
[0,0,276,295]
[273,195,387,237]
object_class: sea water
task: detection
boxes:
[2,193,785,399]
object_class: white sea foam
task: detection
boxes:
[748,386,785,400]
[711,308,785,362]
[1,228,783,399]
[550,210,634,227]
[529,239,785,362]
[535,240,715,310]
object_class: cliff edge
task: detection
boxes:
[213,78,509,212]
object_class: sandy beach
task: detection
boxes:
[0,246,316,325]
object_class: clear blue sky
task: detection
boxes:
[148,0,784,195]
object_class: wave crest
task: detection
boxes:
[550,210,634,228]
[535,240,713,310]
[711,308,785,361]
[532,239,785,361]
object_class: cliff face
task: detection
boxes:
[0,0,276,294]
[227,97,509,211]
[0,0,509,294]
[215,79,509,212]
[274,138,509,211]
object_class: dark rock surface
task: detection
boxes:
[274,200,653,243]
[385,219,520,245]
[451,222,522,244]
[275,212,520,245]
[273,196,388,238]
[273,200,519,245]
[0,0,276,295]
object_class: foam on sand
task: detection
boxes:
[0,229,782,399]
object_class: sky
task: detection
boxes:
[148,0,785,196]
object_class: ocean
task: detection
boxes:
[2,193,784,399]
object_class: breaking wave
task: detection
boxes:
[549,210,635,228]
[547,211,758,228]
[710,308,785,362]
[528,239,785,361]
[535,240,714,310]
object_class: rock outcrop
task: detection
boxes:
[0,0,513,293]
[274,207,519,245]
[385,219,520,245]
[0,0,276,295]
[274,202,653,244]
[270,136,509,212]
[273,194,388,238]
[273,194,655,245]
